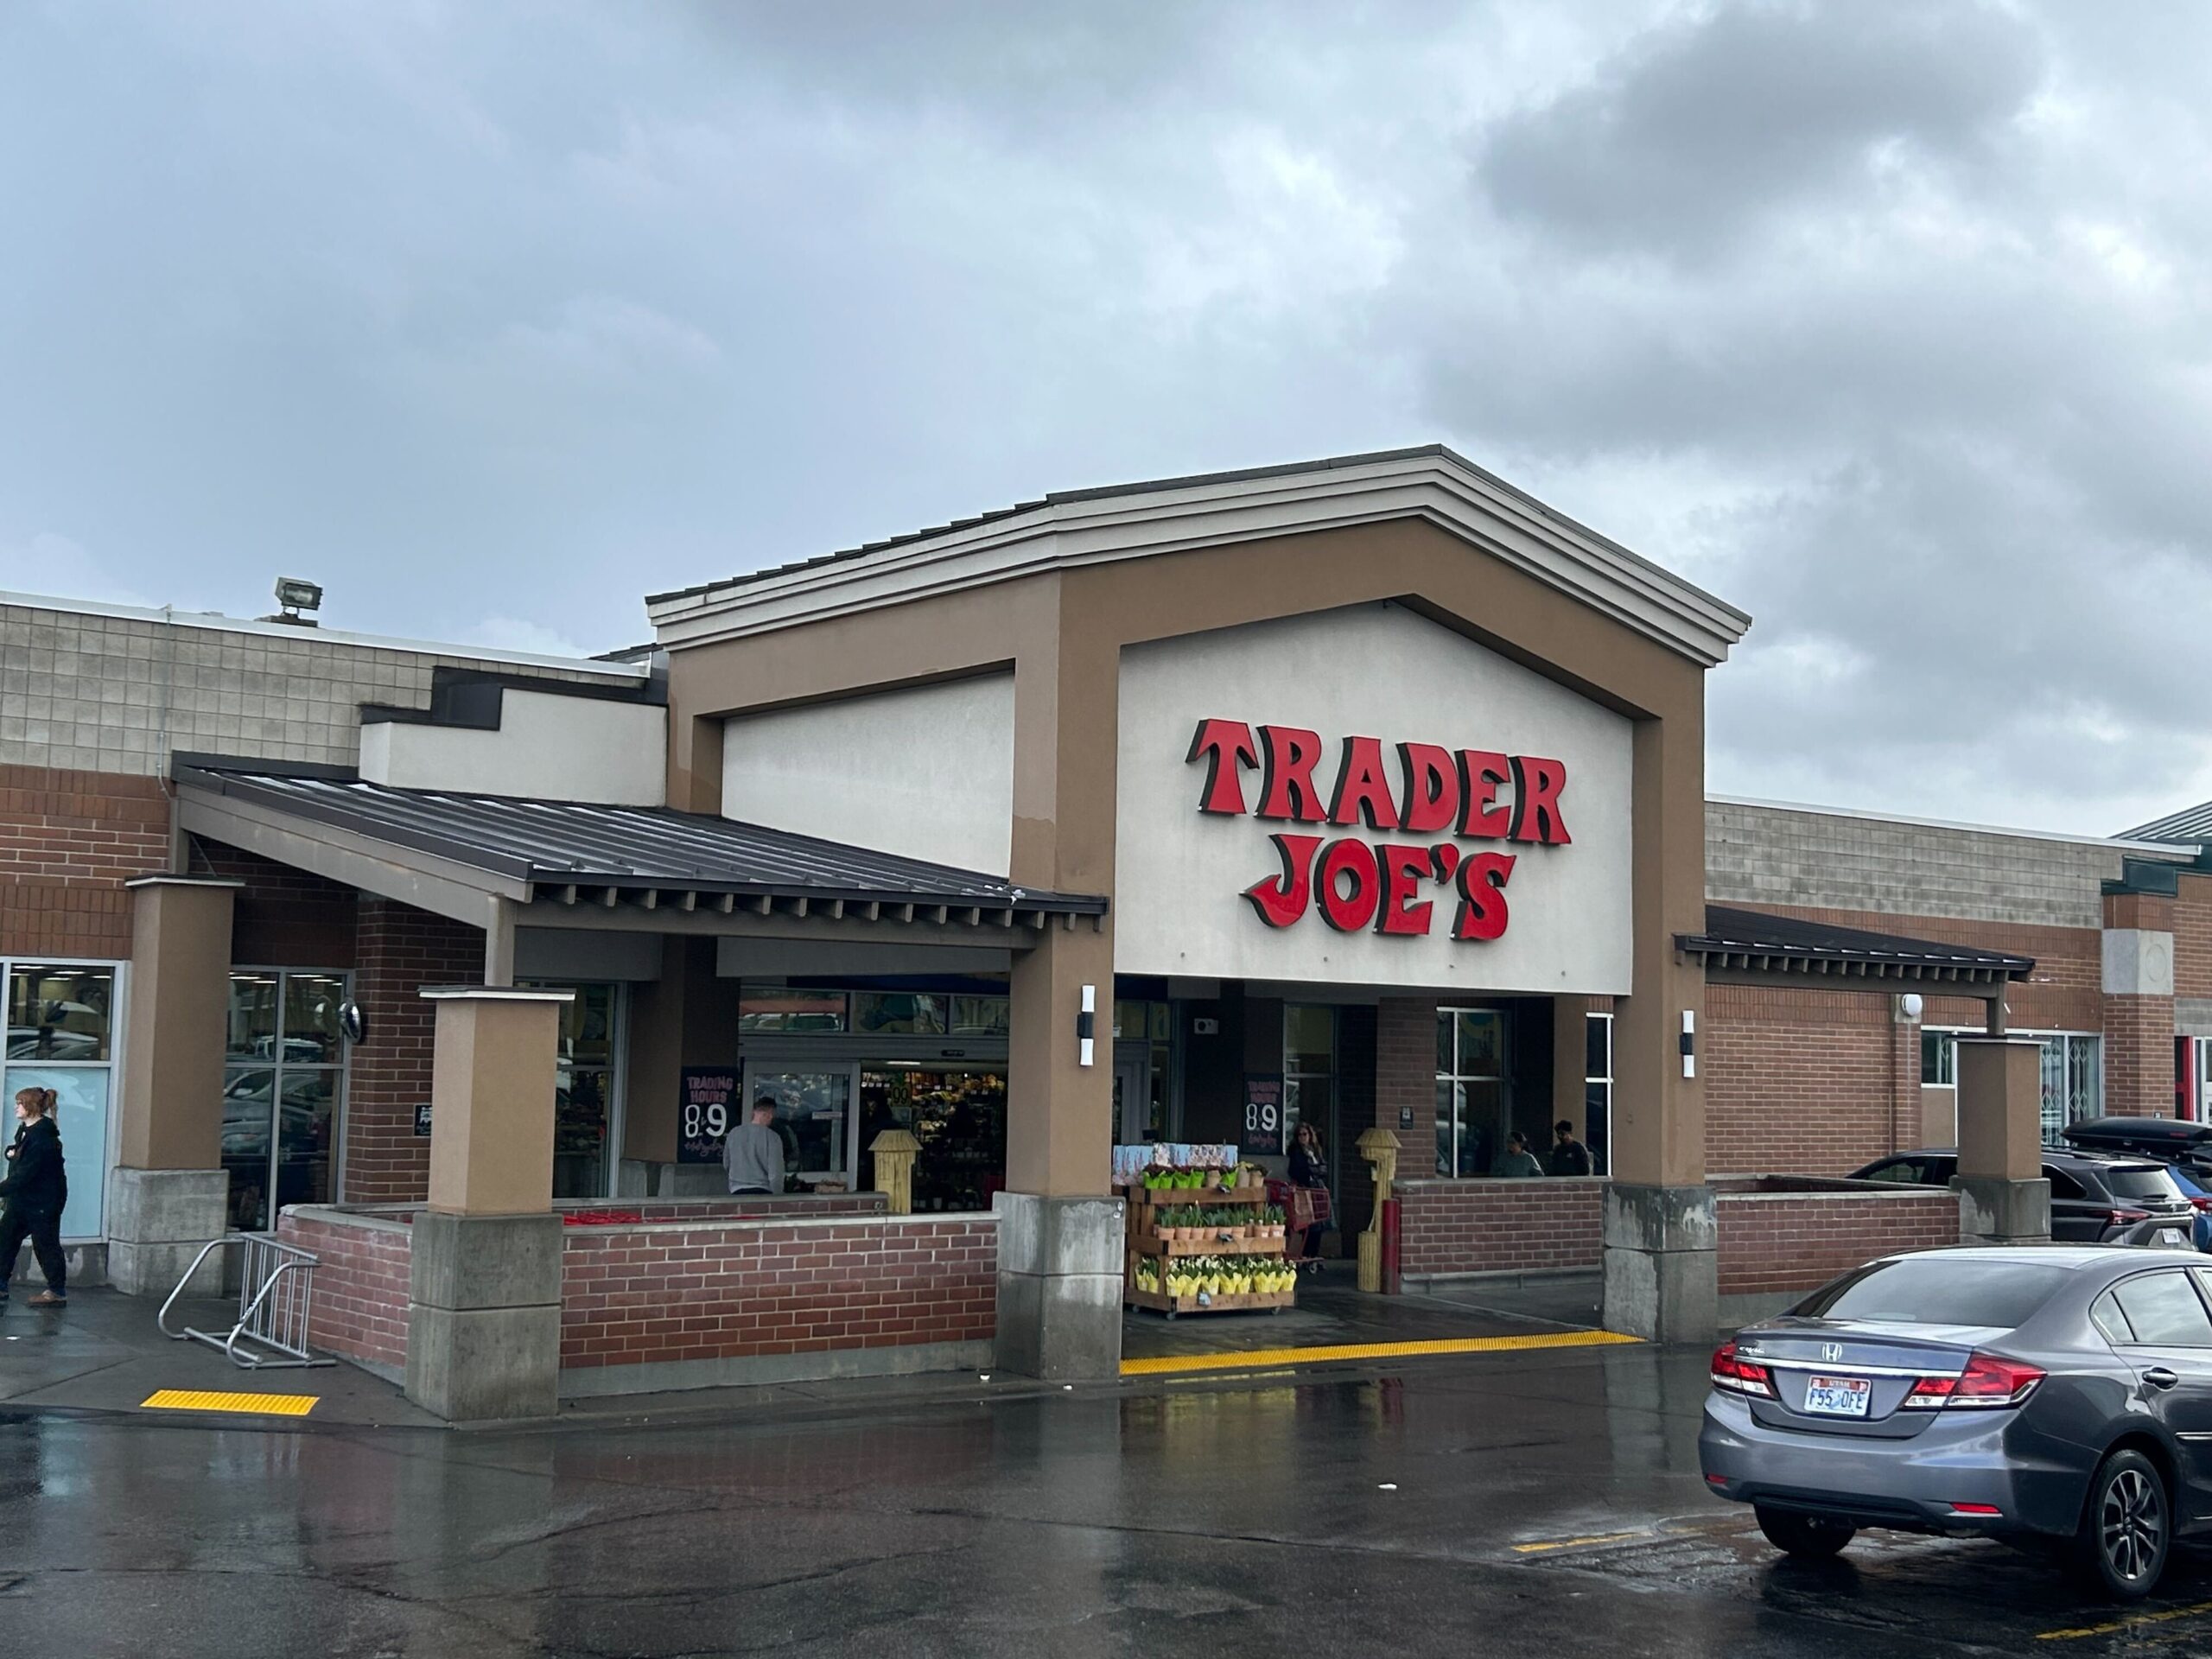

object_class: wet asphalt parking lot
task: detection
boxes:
[6,1342,2212,1658]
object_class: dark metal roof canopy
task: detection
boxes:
[1679,906,2033,996]
[172,758,1107,931]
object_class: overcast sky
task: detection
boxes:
[4,2,2208,836]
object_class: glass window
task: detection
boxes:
[2,1064,110,1239]
[2045,1167,2087,1201]
[748,1070,852,1182]
[1795,1258,2071,1328]
[220,969,351,1230]
[226,972,281,1061]
[1584,1011,1612,1178]
[737,986,847,1032]
[951,995,1009,1037]
[532,982,619,1200]
[853,992,946,1035]
[281,973,346,1065]
[1435,1007,1507,1178]
[2112,1273,2212,1347]
[2103,1166,2186,1204]
[7,963,116,1062]
[1922,1028,1955,1087]
[1284,1004,1335,1155]
[2091,1290,2133,1346]
[859,1068,1004,1211]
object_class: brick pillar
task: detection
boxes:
[344,899,482,1205]
[1376,996,1437,1191]
[2103,891,2177,1118]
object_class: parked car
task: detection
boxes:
[2063,1116,2212,1168]
[1701,1247,2212,1597]
[1847,1148,2196,1244]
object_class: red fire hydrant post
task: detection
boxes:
[1380,1198,1402,1296]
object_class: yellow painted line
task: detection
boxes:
[1120,1329,1641,1376]
[2037,1599,2212,1641]
[140,1389,319,1417]
[1512,1530,1643,1554]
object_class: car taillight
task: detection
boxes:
[2189,1197,2212,1213]
[1902,1351,2045,1411]
[2107,1208,2150,1226]
[1710,1341,1775,1398]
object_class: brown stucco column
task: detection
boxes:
[1955,1034,2050,1243]
[406,987,570,1422]
[619,936,738,1196]
[1600,713,1717,1343]
[995,614,1125,1380]
[109,874,241,1295]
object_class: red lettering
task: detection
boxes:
[1186,718,1259,816]
[1328,736,1400,830]
[1452,852,1516,941]
[1243,834,1321,927]
[1376,844,1440,936]
[1509,756,1571,844]
[1397,742,1459,834]
[1315,839,1381,932]
[1257,726,1329,822]
[1457,750,1512,839]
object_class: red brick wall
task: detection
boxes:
[1706,983,1917,1176]
[1376,995,1436,1173]
[188,836,358,969]
[1395,1177,1605,1277]
[559,1216,996,1370]
[2104,994,2177,1117]
[1715,1190,1958,1298]
[0,764,168,957]
[2177,875,2212,1001]
[342,899,480,1205]
[277,1210,411,1372]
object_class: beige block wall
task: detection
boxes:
[0,600,641,777]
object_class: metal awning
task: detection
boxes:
[172,756,1106,944]
[1678,905,2032,996]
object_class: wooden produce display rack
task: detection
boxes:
[1121,1182,1296,1317]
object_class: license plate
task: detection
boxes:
[1803,1375,1872,1417]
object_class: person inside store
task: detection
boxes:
[1287,1120,1332,1274]
[724,1097,787,1197]
[1548,1119,1594,1177]
[0,1085,69,1309]
[1490,1130,1544,1179]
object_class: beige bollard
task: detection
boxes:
[1355,1128,1402,1294]
[870,1128,921,1215]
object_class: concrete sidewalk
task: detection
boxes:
[0,1287,443,1429]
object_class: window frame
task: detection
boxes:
[3,953,128,1243]
[221,966,352,1231]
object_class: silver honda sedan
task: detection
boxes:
[1700,1246,2212,1599]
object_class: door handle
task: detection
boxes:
[2145,1367,2181,1390]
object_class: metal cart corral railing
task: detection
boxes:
[157,1233,336,1370]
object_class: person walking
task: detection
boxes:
[1548,1119,1594,1177]
[1490,1130,1544,1179]
[724,1098,787,1197]
[0,1086,68,1309]
[1287,1120,1332,1274]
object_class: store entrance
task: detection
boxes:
[860,1067,1007,1212]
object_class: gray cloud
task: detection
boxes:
[1476,0,2045,264]
[2,0,2209,834]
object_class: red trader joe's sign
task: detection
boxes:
[1186,718,1571,944]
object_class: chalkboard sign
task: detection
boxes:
[1243,1073,1284,1157]
[677,1067,740,1165]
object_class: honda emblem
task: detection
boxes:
[1821,1343,1844,1363]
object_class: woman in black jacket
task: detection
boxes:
[0,1086,68,1308]
[1287,1121,1332,1274]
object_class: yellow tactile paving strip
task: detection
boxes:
[140,1389,320,1417]
[1120,1329,1641,1376]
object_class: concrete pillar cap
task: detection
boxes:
[123,874,245,890]
[417,985,575,1002]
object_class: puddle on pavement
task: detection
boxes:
[1520,1517,2212,1651]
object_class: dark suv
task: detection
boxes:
[1846,1147,2194,1243]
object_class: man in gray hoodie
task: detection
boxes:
[725,1099,786,1195]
